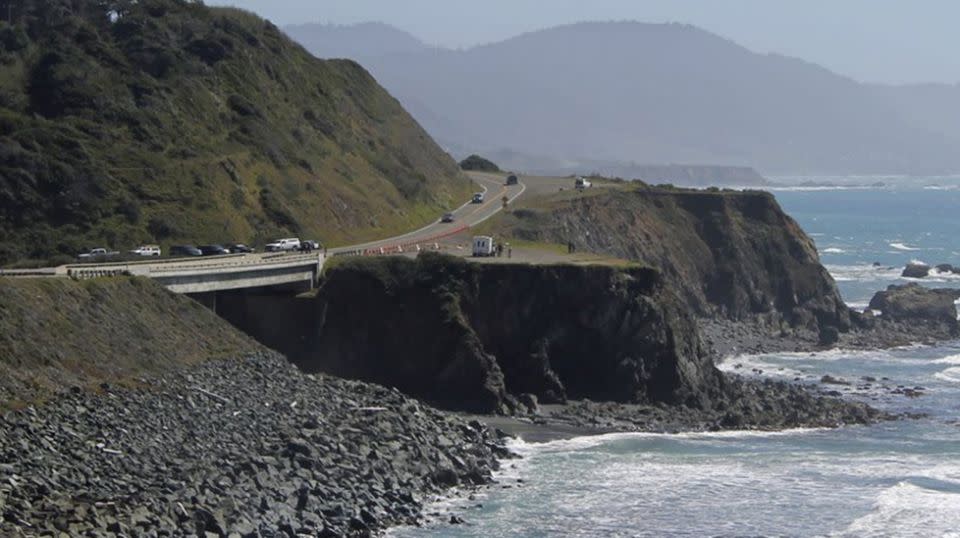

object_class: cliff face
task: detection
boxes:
[285,254,718,414]
[494,186,850,337]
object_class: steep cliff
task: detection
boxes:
[0,0,471,264]
[275,254,717,414]
[491,185,850,339]
[217,253,883,428]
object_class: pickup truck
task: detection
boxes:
[77,248,120,261]
[265,238,301,252]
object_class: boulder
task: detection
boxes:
[935,264,956,274]
[902,262,931,279]
[867,283,960,336]
[818,326,840,347]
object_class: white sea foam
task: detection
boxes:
[891,242,922,251]
[822,247,847,254]
[824,263,902,283]
[836,480,960,538]
[934,367,960,384]
[932,354,960,365]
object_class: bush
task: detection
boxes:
[459,154,500,172]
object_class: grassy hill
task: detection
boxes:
[0,0,473,264]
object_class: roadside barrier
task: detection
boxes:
[355,224,470,257]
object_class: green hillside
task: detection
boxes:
[0,0,473,264]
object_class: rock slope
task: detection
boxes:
[0,352,503,536]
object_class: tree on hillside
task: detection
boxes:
[459,154,500,172]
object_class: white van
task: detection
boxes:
[265,238,301,252]
[575,177,592,190]
[131,245,161,257]
[472,236,495,257]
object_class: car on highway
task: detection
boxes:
[506,174,519,186]
[225,243,255,253]
[472,192,485,204]
[77,248,120,261]
[198,244,230,256]
[131,245,161,257]
[169,245,203,257]
[265,238,301,252]
[441,212,456,223]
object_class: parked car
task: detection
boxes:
[575,176,593,190]
[441,212,456,223]
[198,244,230,256]
[169,245,203,257]
[472,192,485,204]
[130,245,161,257]
[505,174,519,186]
[298,240,321,252]
[265,238,301,252]
[77,248,120,261]
[225,243,254,253]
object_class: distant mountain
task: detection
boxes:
[283,22,431,60]
[289,21,960,176]
[0,2,470,264]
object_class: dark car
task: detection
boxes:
[198,244,230,256]
[505,174,519,186]
[225,243,254,253]
[169,245,202,257]
[441,212,456,223]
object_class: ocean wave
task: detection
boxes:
[824,264,902,283]
[836,479,960,538]
[932,353,960,365]
[891,242,922,251]
[822,247,847,254]
[934,367,960,384]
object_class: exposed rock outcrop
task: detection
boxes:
[304,253,715,414]
[219,253,887,430]
[493,186,850,341]
[858,283,960,342]
[902,262,932,279]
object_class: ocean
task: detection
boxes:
[393,178,960,538]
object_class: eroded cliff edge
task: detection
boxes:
[233,253,883,430]
[491,185,853,349]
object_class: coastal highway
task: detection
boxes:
[329,171,526,254]
[0,172,531,277]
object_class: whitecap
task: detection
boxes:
[932,354,960,365]
[822,247,847,254]
[891,242,922,251]
[933,367,960,384]
[836,480,960,538]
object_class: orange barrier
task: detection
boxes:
[360,224,470,257]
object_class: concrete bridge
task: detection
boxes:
[60,252,325,295]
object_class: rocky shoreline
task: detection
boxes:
[0,352,506,537]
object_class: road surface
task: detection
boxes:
[329,171,526,254]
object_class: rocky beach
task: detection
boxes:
[0,351,505,536]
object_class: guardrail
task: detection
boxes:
[66,252,323,281]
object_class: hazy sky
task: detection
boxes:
[209,0,959,85]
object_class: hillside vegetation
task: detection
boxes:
[0,276,262,409]
[0,0,472,264]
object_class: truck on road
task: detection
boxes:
[77,248,120,261]
[472,236,495,257]
[265,238,301,252]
